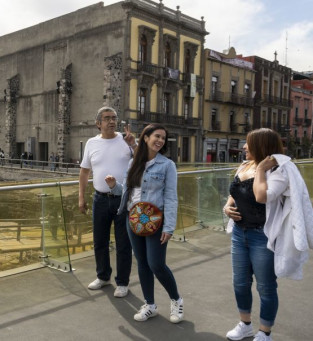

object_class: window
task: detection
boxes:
[304,99,309,119]
[274,80,279,97]
[263,80,268,97]
[183,41,198,74]
[212,76,218,94]
[164,42,171,68]
[163,93,170,114]
[138,26,156,64]
[272,112,277,129]
[182,137,189,162]
[185,49,191,73]
[229,111,235,130]
[138,88,147,114]
[211,108,218,129]
[231,80,237,94]
[245,113,250,124]
[283,86,288,99]
[282,113,287,125]
[139,34,147,64]
[295,107,299,119]
[261,110,266,127]
[244,83,250,94]
[184,98,189,120]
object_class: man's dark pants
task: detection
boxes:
[92,191,132,286]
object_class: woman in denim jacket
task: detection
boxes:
[105,124,184,324]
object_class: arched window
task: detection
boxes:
[139,35,147,64]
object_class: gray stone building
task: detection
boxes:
[0,0,207,163]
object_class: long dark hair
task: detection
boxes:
[247,128,284,164]
[127,124,168,189]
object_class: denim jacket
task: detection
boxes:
[111,153,178,234]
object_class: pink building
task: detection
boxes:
[290,79,313,158]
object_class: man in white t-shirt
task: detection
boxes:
[79,106,137,297]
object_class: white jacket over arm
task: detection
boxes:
[264,154,313,280]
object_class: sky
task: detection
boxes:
[0,0,312,72]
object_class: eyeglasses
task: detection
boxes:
[101,116,119,122]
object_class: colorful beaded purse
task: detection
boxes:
[129,202,163,236]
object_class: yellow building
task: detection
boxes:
[122,1,208,162]
[202,47,255,162]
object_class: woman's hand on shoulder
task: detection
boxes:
[160,232,172,244]
[257,156,277,172]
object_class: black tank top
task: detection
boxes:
[229,175,266,229]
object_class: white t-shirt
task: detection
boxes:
[80,133,132,193]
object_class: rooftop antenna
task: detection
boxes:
[285,31,288,66]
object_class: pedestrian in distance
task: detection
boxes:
[224,128,313,341]
[0,148,5,166]
[79,106,136,298]
[49,152,55,171]
[105,123,184,324]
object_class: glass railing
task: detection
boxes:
[1,160,312,274]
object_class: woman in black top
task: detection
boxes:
[224,128,283,341]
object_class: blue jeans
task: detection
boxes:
[92,192,132,286]
[231,224,278,327]
[126,217,179,305]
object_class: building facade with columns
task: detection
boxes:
[290,79,313,158]
[0,0,207,163]
[202,47,255,163]
[239,53,292,152]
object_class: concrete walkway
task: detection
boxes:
[0,228,312,341]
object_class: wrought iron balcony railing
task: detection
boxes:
[137,62,159,75]
[137,111,201,127]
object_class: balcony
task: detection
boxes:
[224,93,254,107]
[137,62,159,75]
[230,124,238,133]
[182,73,203,91]
[258,95,292,108]
[210,121,221,131]
[208,90,224,102]
[304,118,312,127]
[163,67,180,80]
[137,111,201,127]
[294,117,304,125]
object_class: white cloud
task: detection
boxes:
[256,21,313,71]
[0,0,312,71]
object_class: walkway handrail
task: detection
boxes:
[0,168,238,192]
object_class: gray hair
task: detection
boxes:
[95,106,117,122]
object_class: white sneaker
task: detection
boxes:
[134,303,158,321]
[226,321,254,340]
[253,331,272,341]
[88,278,111,290]
[114,286,129,297]
[170,297,184,323]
